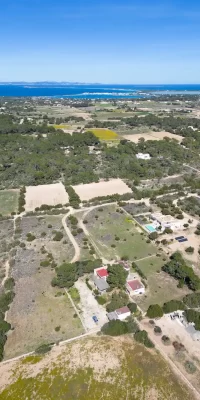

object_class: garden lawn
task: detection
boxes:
[0,189,19,216]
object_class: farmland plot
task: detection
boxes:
[0,190,19,216]
[25,183,69,211]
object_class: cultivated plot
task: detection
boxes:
[72,179,132,201]
[0,189,19,216]
[25,183,69,211]
[87,128,119,140]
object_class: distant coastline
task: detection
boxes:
[0,83,200,98]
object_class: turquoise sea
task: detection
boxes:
[0,83,200,98]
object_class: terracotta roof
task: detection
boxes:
[116,306,130,315]
[97,268,108,278]
[127,280,143,291]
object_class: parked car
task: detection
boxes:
[92,315,98,323]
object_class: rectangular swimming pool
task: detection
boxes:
[145,224,157,233]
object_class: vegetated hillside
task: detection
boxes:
[0,111,200,189]
[0,336,192,400]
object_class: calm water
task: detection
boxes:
[0,83,200,98]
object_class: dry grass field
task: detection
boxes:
[72,179,132,201]
[25,183,69,211]
[4,215,79,358]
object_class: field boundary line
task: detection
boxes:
[64,288,87,332]
[0,330,99,366]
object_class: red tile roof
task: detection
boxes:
[116,306,130,315]
[97,268,109,278]
[127,280,143,291]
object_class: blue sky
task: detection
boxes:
[1,0,200,83]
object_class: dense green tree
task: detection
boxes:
[147,304,163,318]
[107,264,128,289]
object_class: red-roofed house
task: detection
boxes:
[126,279,145,295]
[94,267,109,280]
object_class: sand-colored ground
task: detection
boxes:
[72,179,132,201]
[165,231,200,265]
[25,183,69,211]
[123,131,183,143]
[0,336,193,399]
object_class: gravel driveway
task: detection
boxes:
[75,279,108,331]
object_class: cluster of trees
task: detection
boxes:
[178,196,200,218]
[147,300,187,318]
[18,186,26,213]
[162,252,200,291]
[107,264,128,289]
[0,290,15,360]
[65,186,80,209]
[51,259,102,288]
[106,291,129,313]
[183,292,200,308]
[101,316,139,336]
[184,309,200,330]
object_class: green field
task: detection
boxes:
[136,255,166,277]
[87,128,119,140]
[0,190,19,215]
[0,336,192,400]
[82,206,157,261]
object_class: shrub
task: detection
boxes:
[4,278,15,291]
[26,233,36,242]
[184,360,197,374]
[185,246,194,254]
[40,260,50,267]
[35,343,53,354]
[154,326,162,335]
[96,296,107,305]
[127,302,137,313]
[55,326,60,332]
[149,319,155,326]
[147,304,163,319]
[85,278,92,290]
[173,341,185,352]
[41,232,46,237]
[161,335,171,345]
[101,320,128,336]
[53,231,63,241]
[48,224,52,228]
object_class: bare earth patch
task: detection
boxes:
[123,131,183,143]
[25,183,69,211]
[72,179,132,201]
